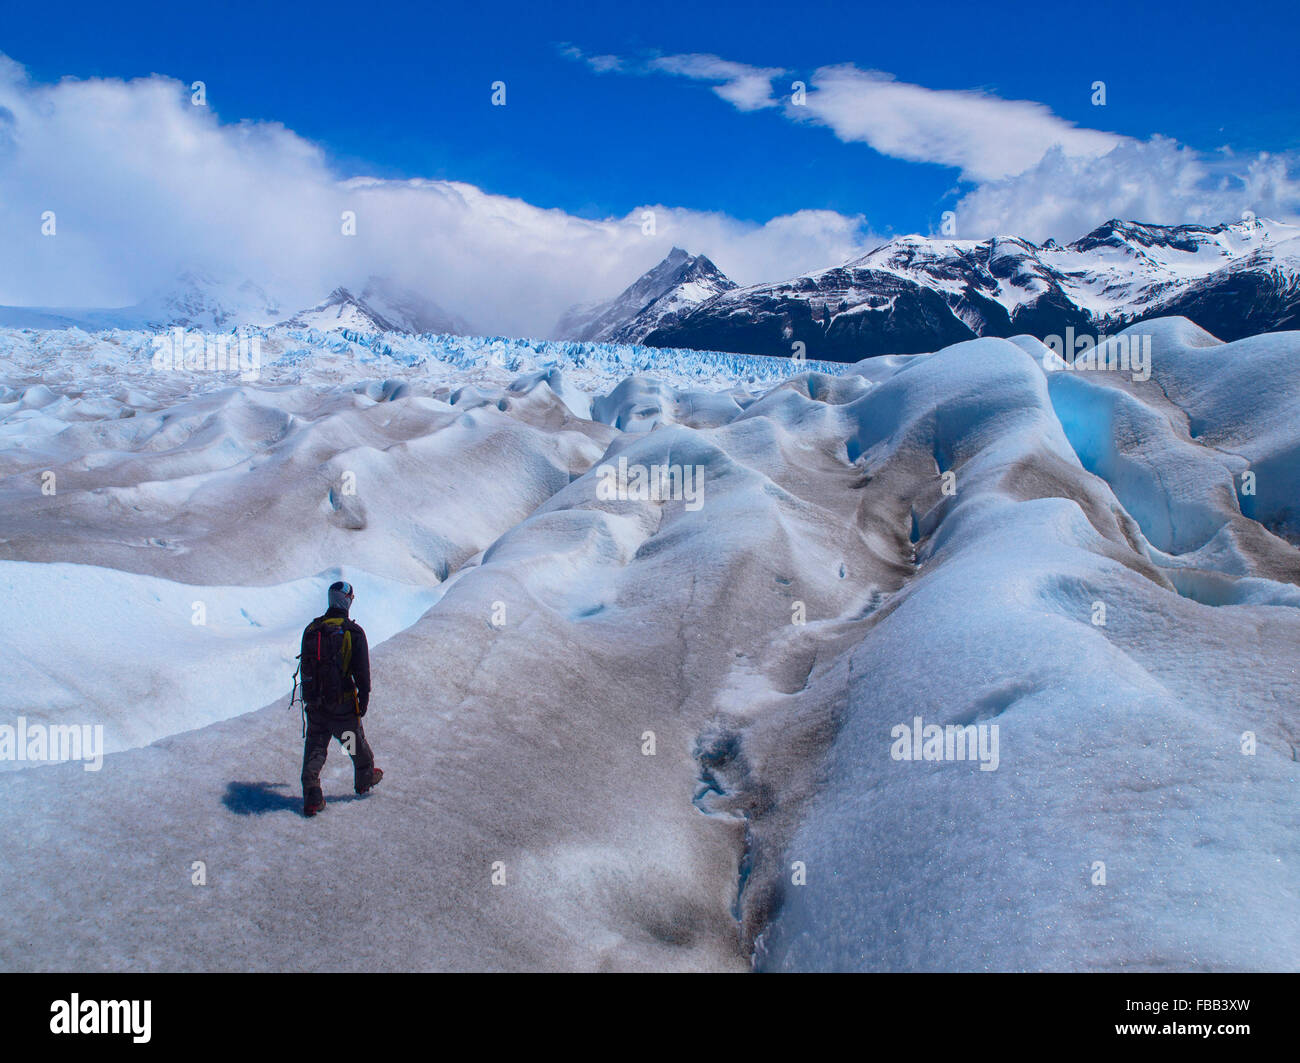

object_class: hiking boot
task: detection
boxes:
[304,796,326,817]
[357,767,383,795]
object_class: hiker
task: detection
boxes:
[299,580,382,816]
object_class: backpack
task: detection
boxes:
[298,616,354,710]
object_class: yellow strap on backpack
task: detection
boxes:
[315,617,354,713]
[318,616,353,676]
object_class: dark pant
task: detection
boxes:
[301,706,376,802]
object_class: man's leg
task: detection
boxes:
[301,711,333,806]
[330,715,376,793]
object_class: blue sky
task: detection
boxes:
[4,0,1297,233]
[1,0,1298,333]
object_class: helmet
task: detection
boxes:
[328,580,355,612]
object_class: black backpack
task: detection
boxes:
[297,616,355,710]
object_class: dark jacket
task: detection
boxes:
[302,607,371,714]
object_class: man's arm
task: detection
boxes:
[350,624,371,713]
[299,624,314,699]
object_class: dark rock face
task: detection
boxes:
[1136,266,1300,342]
[643,269,980,358]
[644,268,1096,361]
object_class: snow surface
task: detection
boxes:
[2,562,443,756]
[0,318,1297,971]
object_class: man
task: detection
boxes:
[299,580,383,816]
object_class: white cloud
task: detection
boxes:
[789,64,1125,181]
[560,45,785,111]
[565,51,1125,180]
[0,56,876,336]
[953,137,1300,241]
[558,44,625,74]
[646,53,786,112]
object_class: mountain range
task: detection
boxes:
[2,218,1298,357]
[557,218,1300,361]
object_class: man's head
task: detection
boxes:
[328,580,355,613]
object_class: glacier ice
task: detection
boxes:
[0,318,1296,972]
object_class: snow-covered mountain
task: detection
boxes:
[127,270,287,330]
[283,278,468,335]
[283,287,390,333]
[0,270,287,331]
[642,218,1300,360]
[0,271,469,336]
[554,246,737,344]
[354,276,470,335]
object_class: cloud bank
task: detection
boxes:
[789,64,1125,182]
[0,54,874,335]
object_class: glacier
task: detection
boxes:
[0,318,1296,971]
